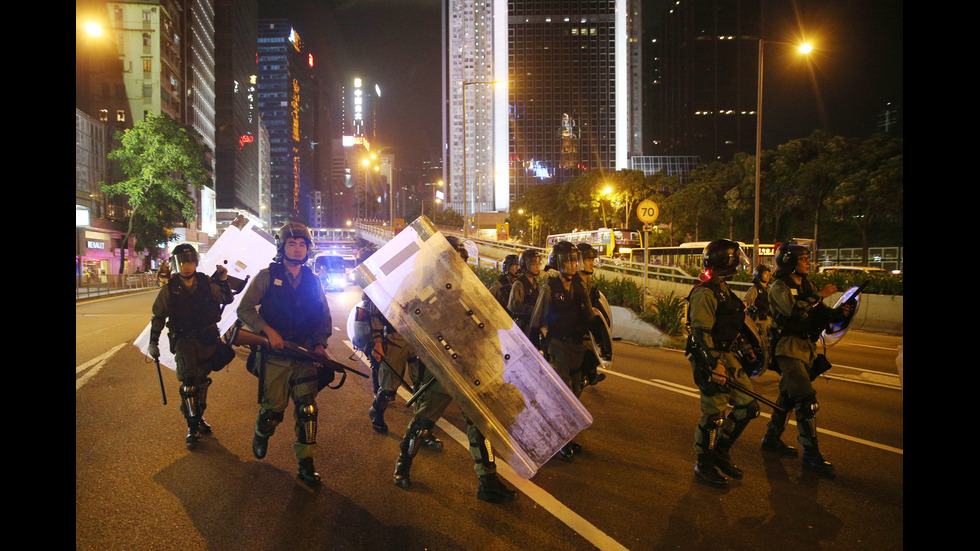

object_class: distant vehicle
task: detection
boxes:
[817,265,888,275]
[545,228,641,260]
[313,253,352,291]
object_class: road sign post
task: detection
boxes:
[637,200,659,312]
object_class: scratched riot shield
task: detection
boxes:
[355,217,593,479]
[821,284,864,348]
[134,216,277,370]
[586,293,614,370]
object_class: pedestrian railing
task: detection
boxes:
[76,273,160,301]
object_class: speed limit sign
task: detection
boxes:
[637,199,659,224]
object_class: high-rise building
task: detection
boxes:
[647,0,762,162]
[214,0,263,225]
[257,19,319,227]
[443,0,642,218]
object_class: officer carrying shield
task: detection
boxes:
[530,241,594,460]
[149,243,234,445]
[237,222,335,487]
[508,249,542,343]
[576,242,607,387]
[685,239,760,486]
[392,235,517,504]
[488,254,519,310]
[762,243,851,475]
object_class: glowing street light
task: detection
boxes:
[753,39,814,266]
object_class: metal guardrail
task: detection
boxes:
[76,273,160,301]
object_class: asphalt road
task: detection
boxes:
[76,288,903,550]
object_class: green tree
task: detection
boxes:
[100,113,211,273]
[825,135,903,263]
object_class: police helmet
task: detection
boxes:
[549,241,583,276]
[518,249,542,274]
[444,235,469,260]
[752,264,771,282]
[502,254,519,273]
[773,243,811,277]
[576,242,600,273]
[702,239,747,279]
[170,243,199,273]
[277,222,314,263]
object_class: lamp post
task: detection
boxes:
[461,80,500,238]
[753,40,812,267]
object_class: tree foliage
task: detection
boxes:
[100,114,211,272]
[508,131,902,261]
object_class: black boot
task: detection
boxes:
[297,457,322,486]
[761,434,798,457]
[477,473,517,503]
[420,429,444,450]
[393,455,412,488]
[714,435,743,480]
[252,432,269,459]
[369,390,393,434]
[197,417,212,435]
[802,446,835,475]
[185,423,202,444]
[694,453,728,487]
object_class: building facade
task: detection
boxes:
[443,0,642,218]
[257,19,319,227]
[647,0,762,163]
[214,0,263,226]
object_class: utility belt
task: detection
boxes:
[168,325,219,347]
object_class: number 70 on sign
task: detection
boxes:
[637,199,659,224]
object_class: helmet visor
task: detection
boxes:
[171,250,199,272]
[556,251,584,275]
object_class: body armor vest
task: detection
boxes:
[260,262,326,343]
[772,275,825,342]
[494,274,516,309]
[545,275,591,339]
[688,280,745,351]
[511,276,539,328]
[167,274,222,333]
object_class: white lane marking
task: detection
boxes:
[76,343,128,391]
[610,372,903,455]
[342,340,629,551]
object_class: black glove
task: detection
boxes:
[148,342,160,360]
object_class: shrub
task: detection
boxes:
[639,292,687,337]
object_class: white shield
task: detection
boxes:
[355,217,592,479]
[134,216,277,370]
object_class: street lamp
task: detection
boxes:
[753,40,813,266]
[461,80,501,238]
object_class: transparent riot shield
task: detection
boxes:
[134,216,277,370]
[355,217,593,478]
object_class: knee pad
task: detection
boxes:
[735,400,761,420]
[795,394,819,420]
[295,398,318,445]
[257,409,284,435]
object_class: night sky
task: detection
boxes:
[258,0,903,165]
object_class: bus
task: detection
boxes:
[545,228,641,260]
[644,241,776,268]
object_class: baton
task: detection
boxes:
[718,373,784,413]
[405,375,438,408]
[154,358,167,405]
[378,356,416,393]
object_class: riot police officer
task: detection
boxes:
[576,242,607,387]
[743,264,772,335]
[237,222,335,487]
[508,249,542,343]
[488,254,519,310]
[685,239,760,486]
[530,241,593,459]
[149,243,234,445]
[762,243,851,475]
[392,235,517,503]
